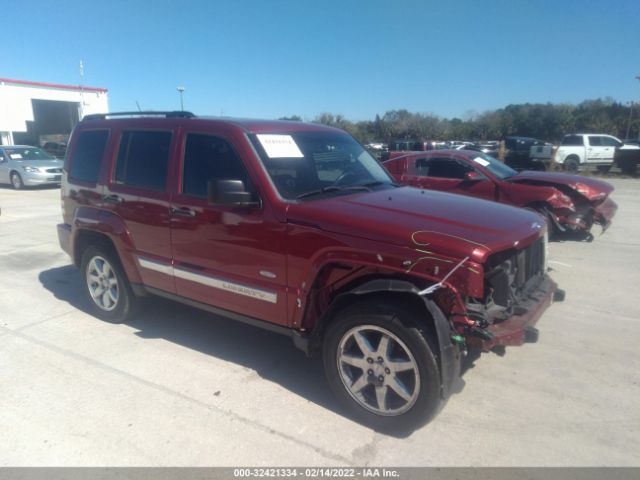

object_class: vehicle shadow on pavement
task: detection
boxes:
[38,264,346,421]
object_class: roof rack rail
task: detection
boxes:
[82,111,196,121]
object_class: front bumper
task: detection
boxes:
[593,197,617,232]
[555,197,618,233]
[468,274,561,351]
[22,171,62,186]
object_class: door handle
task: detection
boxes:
[103,194,123,204]
[170,207,196,217]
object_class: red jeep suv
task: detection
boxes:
[58,112,563,431]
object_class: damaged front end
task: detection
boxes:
[508,172,617,235]
[462,235,564,350]
[550,195,617,235]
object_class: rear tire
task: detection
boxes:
[80,245,136,323]
[323,300,442,433]
[563,157,579,173]
[10,172,24,190]
[596,165,611,174]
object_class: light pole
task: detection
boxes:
[177,86,185,111]
[625,101,634,140]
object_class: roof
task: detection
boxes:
[81,114,342,134]
[0,77,108,93]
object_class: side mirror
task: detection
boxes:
[207,179,259,207]
[464,171,485,182]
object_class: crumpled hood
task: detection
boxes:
[508,171,614,202]
[286,187,545,263]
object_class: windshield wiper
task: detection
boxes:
[296,181,398,200]
[358,180,401,188]
[296,185,372,200]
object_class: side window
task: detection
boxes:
[182,134,250,199]
[601,136,621,147]
[415,158,429,175]
[588,136,602,147]
[425,158,472,179]
[69,130,109,183]
[115,130,172,191]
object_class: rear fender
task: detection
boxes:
[72,207,141,283]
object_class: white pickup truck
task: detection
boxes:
[556,133,640,172]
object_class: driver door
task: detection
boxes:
[169,130,289,326]
[410,156,496,201]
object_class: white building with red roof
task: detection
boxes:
[0,77,109,146]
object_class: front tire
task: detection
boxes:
[80,245,136,323]
[10,172,24,190]
[323,300,442,433]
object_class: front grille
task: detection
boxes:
[46,168,62,173]
[516,236,545,287]
[484,236,546,309]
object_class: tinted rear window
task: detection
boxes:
[115,130,172,191]
[561,135,584,146]
[69,130,109,183]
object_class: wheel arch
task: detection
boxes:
[309,277,462,399]
[71,209,142,285]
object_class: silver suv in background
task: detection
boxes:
[0,146,63,189]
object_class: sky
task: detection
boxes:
[2,0,639,121]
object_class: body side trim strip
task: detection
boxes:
[136,255,278,304]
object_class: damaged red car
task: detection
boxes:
[384,150,617,239]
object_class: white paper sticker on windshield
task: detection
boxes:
[473,157,490,167]
[256,134,304,158]
[9,154,23,159]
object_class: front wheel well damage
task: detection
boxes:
[307,283,462,399]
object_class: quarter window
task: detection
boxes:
[561,135,584,146]
[115,131,172,191]
[69,130,109,183]
[182,134,251,198]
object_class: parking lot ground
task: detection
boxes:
[0,181,639,466]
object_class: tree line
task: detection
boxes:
[281,98,638,144]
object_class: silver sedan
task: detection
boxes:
[0,146,63,189]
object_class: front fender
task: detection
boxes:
[316,279,463,399]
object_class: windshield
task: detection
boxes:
[251,131,394,200]
[4,147,56,161]
[470,152,517,180]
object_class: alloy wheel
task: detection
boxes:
[336,325,420,416]
[86,255,119,311]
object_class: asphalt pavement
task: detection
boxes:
[0,180,638,466]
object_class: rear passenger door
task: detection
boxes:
[169,128,289,326]
[105,128,177,294]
